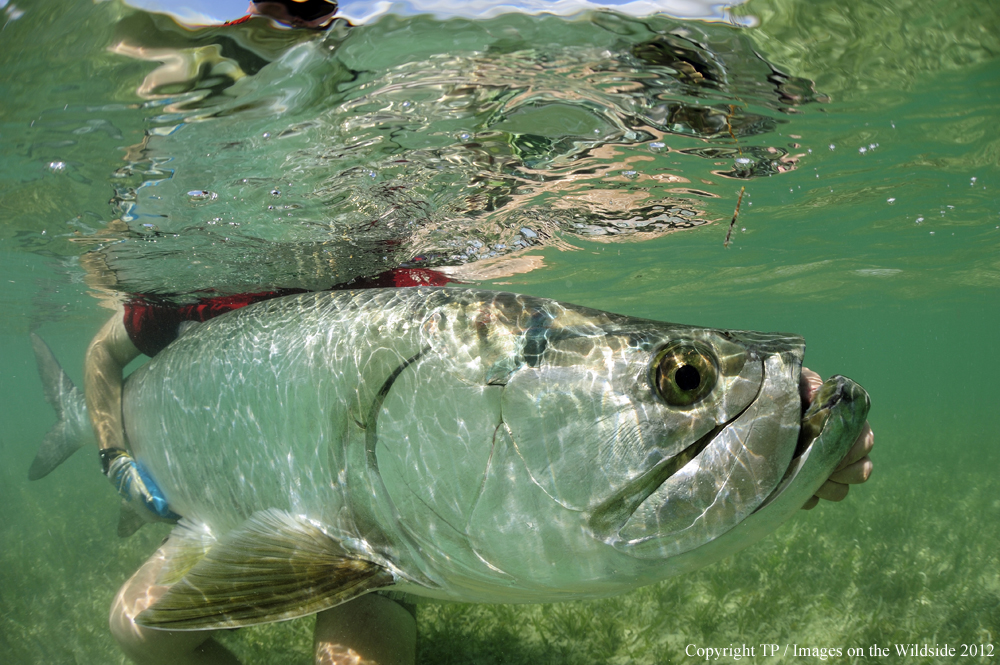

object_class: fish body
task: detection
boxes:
[32,288,869,628]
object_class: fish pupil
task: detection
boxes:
[675,364,700,391]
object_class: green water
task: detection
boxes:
[1,0,998,662]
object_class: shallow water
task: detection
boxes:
[1,0,998,663]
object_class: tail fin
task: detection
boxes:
[29,333,95,480]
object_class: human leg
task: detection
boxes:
[109,541,241,665]
[313,594,416,665]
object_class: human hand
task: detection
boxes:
[799,367,874,510]
[100,448,180,522]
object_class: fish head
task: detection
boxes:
[500,313,867,567]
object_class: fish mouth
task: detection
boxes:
[751,374,871,515]
[589,347,803,551]
[586,385,761,541]
[595,363,868,560]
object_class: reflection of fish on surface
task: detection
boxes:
[31,287,869,630]
[94,9,830,299]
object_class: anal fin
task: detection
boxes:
[137,509,395,630]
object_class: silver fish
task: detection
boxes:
[31,288,869,629]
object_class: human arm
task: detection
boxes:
[85,307,141,453]
[85,308,178,521]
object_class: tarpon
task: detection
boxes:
[31,288,869,630]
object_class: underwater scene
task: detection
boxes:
[1,0,998,662]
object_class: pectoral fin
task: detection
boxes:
[137,509,395,630]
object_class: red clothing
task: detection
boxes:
[221,15,254,27]
[123,268,452,356]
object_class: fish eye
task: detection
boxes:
[652,342,719,407]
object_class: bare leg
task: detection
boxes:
[109,542,241,665]
[314,595,416,665]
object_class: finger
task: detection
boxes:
[801,495,820,510]
[835,422,874,471]
[800,367,823,404]
[828,456,873,485]
[814,479,850,502]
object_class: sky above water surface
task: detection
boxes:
[122,0,750,25]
